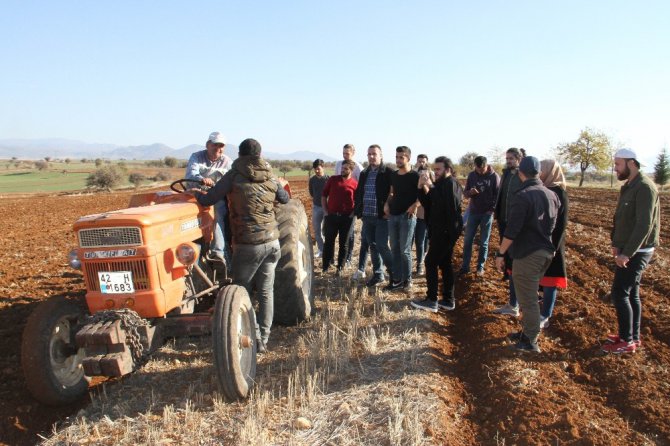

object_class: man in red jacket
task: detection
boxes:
[321,160,358,275]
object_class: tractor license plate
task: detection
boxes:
[98,271,135,294]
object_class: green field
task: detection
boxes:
[0,160,322,193]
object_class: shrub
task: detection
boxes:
[128,172,146,188]
[34,160,49,171]
[154,170,172,181]
[86,166,122,191]
[164,156,178,168]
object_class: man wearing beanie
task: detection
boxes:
[602,148,660,354]
[194,138,289,353]
[495,156,559,353]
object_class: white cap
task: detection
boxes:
[207,132,226,145]
[614,148,644,166]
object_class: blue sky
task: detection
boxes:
[1,1,668,165]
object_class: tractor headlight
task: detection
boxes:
[68,249,81,270]
[176,242,199,266]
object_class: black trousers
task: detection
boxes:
[322,214,353,271]
[425,237,456,303]
[612,251,653,342]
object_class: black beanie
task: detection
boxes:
[239,138,262,157]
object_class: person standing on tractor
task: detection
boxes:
[192,138,289,353]
[185,131,233,263]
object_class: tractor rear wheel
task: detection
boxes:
[273,199,314,325]
[212,285,257,401]
[21,296,90,406]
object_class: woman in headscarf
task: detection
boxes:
[539,159,569,328]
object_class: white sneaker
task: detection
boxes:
[352,269,366,280]
[315,250,322,259]
[492,303,519,316]
[540,317,550,329]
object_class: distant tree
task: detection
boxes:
[34,160,49,171]
[86,166,122,191]
[128,172,147,188]
[556,128,612,187]
[154,170,172,181]
[64,158,71,164]
[300,161,312,178]
[81,158,88,163]
[459,151,479,173]
[44,156,51,162]
[117,161,127,172]
[94,158,103,167]
[279,162,291,178]
[654,147,669,191]
[164,156,178,168]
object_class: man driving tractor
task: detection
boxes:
[185,131,233,263]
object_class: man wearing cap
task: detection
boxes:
[602,148,660,354]
[193,138,289,353]
[185,132,233,262]
[495,156,559,353]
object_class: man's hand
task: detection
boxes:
[202,178,215,187]
[407,202,418,217]
[495,256,505,273]
[383,202,390,219]
[615,254,630,268]
[468,188,480,197]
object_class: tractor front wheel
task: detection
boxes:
[21,296,90,406]
[212,285,257,401]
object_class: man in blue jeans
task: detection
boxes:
[459,156,500,276]
[185,131,233,263]
[193,138,289,354]
[384,146,420,291]
[354,145,394,288]
[602,148,660,354]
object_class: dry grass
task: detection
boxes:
[42,276,447,445]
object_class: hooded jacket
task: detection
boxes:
[197,156,289,245]
[465,165,500,215]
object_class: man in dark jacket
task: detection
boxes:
[410,156,463,312]
[459,156,500,276]
[354,145,395,287]
[493,147,524,315]
[495,156,559,353]
[602,148,660,354]
[194,138,289,353]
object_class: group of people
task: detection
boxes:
[310,144,661,354]
[182,133,660,356]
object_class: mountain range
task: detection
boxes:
[0,138,337,162]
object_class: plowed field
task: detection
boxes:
[0,183,668,445]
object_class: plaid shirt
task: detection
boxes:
[362,167,379,217]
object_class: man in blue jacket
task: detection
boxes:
[459,156,500,276]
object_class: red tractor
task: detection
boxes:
[21,179,314,405]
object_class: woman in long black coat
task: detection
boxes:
[539,159,568,328]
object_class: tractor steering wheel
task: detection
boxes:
[170,178,202,193]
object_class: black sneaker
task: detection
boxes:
[507,331,524,342]
[366,276,384,287]
[410,298,438,313]
[512,333,540,353]
[437,299,455,311]
[384,281,403,291]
